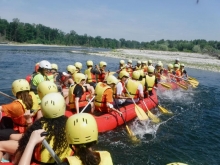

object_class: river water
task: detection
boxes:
[0,45,219,165]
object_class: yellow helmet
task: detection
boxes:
[86,60,93,66]
[118,71,129,79]
[157,61,162,67]
[148,66,155,73]
[75,62,82,70]
[51,63,58,71]
[66,113,98,145]
[128,59,132,64]
[137,61,141,64]
[174,64,180,68]
[67,65,76,74]
[139,70,144,77]
[106,75,119,85]
[148,60,152,64]
[74,73,86,84]
[180,63,185,67]
[168,64,174,69]
[41,93,65,118]
[132,71,140,80]
[37,81,58,100]
[120,60,125,65]
[99,61,107,68]
[11,79,30,96]
[141,61,147,64]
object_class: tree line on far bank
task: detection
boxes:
[0,18,220,58]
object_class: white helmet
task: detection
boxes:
[39,60,51,69]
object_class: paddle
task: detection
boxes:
[0,91,16,100]
[142,99,160,123]
[170,80,188,90]
[124,87,149,121]
[113,99,139,142]
[41,132,62,164]
[158,82,171,89]
[149,95,172,114]
[174,76,198,88]
[80,96,95,113]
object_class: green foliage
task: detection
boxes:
[0,17,220,56]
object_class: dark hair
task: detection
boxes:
[16,91,33,110]
[73,142,101,165]
[14,116,69,165]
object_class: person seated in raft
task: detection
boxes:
[18,113,113,165]
[173,64,182,82]
[0,79,39,161]
[96,61,107,82]
[136,70,147,94]
[141,61,148,75]
[134,60,142,71]
[125,59,133,77]
[115,71,130,105]
[84,60,100,89]
[94,75,119,115]
[174,58,180,66]
[180,63,188,78]
[123,71,144,104]
[154,61,164,81]
[50,63,63,93]
[74,62,83,73]
[148,60,153,66]
[25,62,40,84]
[69,73,95,114]
[145,66,158,97]
[116,60,126,74]
[14,93,71,164]
[30,60,52,104]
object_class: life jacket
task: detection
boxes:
[94,82,112,112]
[32,124,71,164]
[12,99,28,133]
[142,66,148,74]
[145,75,156,91]
[175,70,182,82]
[69,84,88,109]
[135,65,141,70]
[97,71,106,82]
[125,79,139,99]
[85,67,96,83]
[66,151,113,165]
[29,91,40,112]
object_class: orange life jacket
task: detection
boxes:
[85,67,96,83]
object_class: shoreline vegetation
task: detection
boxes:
[1,42,220,72]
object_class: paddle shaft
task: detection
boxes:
[0,91,16,100]
[80,96,95,113]
[149,95,159,106]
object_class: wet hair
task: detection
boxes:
[14,116,68,164]
[16,91,33,110]
[72,142,101,165]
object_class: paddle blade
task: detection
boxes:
[158,105,173,115]
[177,82,188,90]
[125,125,139,142]
[160,82,171,89]
[147,111,160,123]
[135,105,149,121]
[109,72,116,75]
[188,76,198,82]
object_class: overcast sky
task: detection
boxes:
[0,0,219,42]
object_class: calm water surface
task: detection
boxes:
[0,45,220,165]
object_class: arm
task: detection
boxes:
[18,129,45,165]
[75,97,80,114]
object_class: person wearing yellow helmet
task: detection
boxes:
[173,64,182,81]
[125,71,144,103]
[135,60,142,71]
[94,75,119,114]
[115,71,130,105]
[96,61,107,82]
[125,59,133,77]
[84,60,100,88]
[141,61,148,75]
[148,60,153,66]
[74,62,83,73]
[116,60,126,74]
[18,113,113,165]
[14,93,71,164]
[49,63,63,93]
[69,73,94,113]
[154,61,164,80]
[145,66,158,97]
